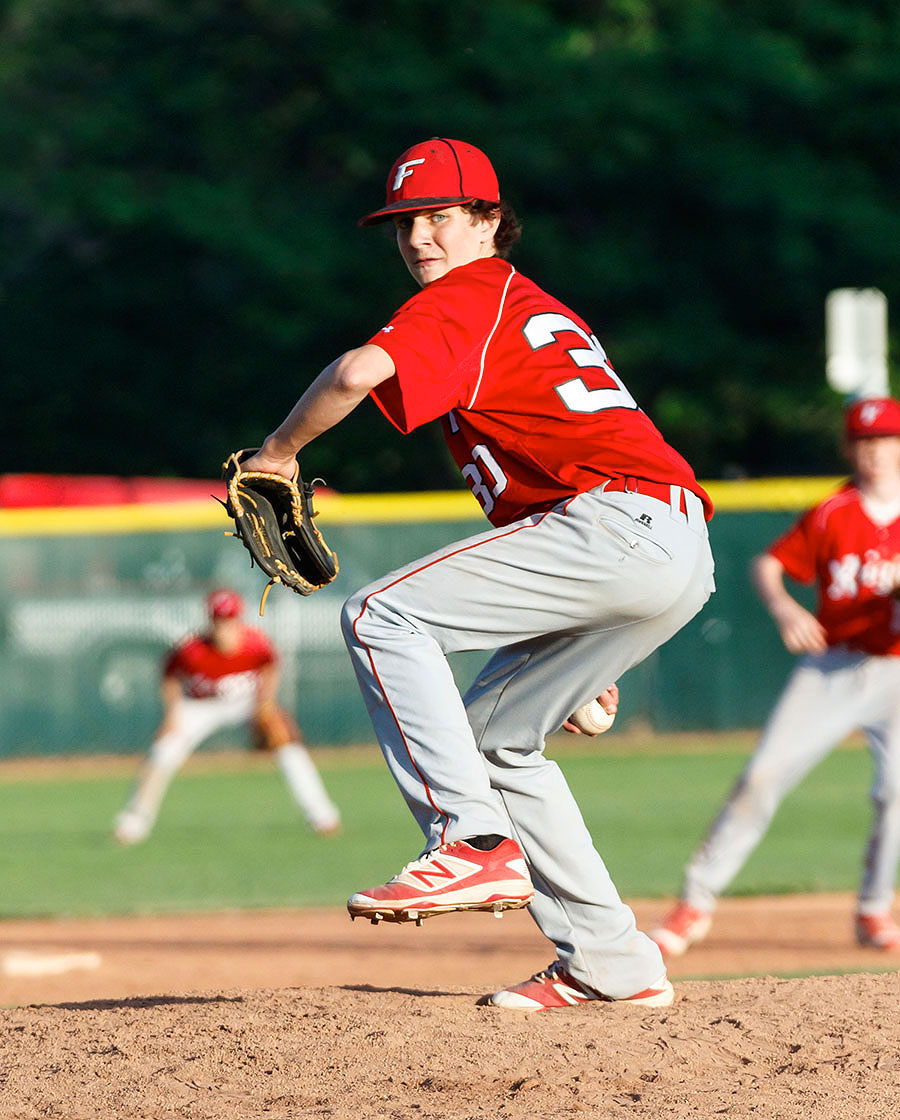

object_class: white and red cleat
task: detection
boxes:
[649,901,712,956]
[486,960,674,1011]
[347,837,533,924]
[855,912,900,950]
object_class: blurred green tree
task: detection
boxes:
[1,0,898,487]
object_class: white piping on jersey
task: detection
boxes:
[466,264,516,411]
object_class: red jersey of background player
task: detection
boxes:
[163,627,277,699]
[769,484,900,655]
[368,256,712,526]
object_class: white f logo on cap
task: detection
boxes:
[392,158,425,192]
[860,401,884,427]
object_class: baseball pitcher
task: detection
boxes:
[233,138,716,1011]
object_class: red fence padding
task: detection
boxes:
[0,474,226,508]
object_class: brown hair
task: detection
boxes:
[463,200,522,258]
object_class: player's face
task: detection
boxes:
[847,435,900,484]
[393,207,499,287]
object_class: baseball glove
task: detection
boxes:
[221,449,339,614]
[251,703,301,752]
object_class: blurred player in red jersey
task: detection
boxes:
[112,588,341,845]
[237,139,715,1010]
[651,398,900,957]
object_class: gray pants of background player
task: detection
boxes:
[680,648,900,916]
[341,483,715,998]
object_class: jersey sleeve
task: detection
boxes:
[366,264,512,434]
[768,509,818,584]
[247,626,278,666]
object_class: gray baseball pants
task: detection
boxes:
[681,648,900,915]
[341,483,715,997]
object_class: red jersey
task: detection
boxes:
[770,483,900,656]
[163,626,277,699]
[368,257,712,527]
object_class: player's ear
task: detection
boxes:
[479,208,501,248]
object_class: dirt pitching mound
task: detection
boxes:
[2,896,899,1118]
[3,975,900,1119]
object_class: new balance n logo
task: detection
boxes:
[407,859,462,888]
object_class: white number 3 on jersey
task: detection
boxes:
[523,312,638,414]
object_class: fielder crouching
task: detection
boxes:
[112,588,341,844]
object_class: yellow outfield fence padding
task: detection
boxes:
[701,476,843,512]
[0,500,230,537]
[0,477,845,537]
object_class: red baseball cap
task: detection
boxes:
[844,397,900,440]
[207,588,244,619]
[358,138,500,227]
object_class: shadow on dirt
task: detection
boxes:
[340,983,467,999]
[34,993,246,1012]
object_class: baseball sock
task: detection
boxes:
[463,834,507,851]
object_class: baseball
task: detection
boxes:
[569,699,616,736]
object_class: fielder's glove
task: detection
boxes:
[221,449,339,614]
[251,703,301,752]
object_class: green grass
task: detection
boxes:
[0,739,875,919]
[561,746,872,900]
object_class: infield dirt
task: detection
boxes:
[2,893,900,1118]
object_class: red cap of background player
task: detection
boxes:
[358,138,500,227]
[844,397,900,440]
[207,588,244,619]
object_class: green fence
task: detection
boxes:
[0,483,831,758]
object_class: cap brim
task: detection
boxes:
[358,195,479,227]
